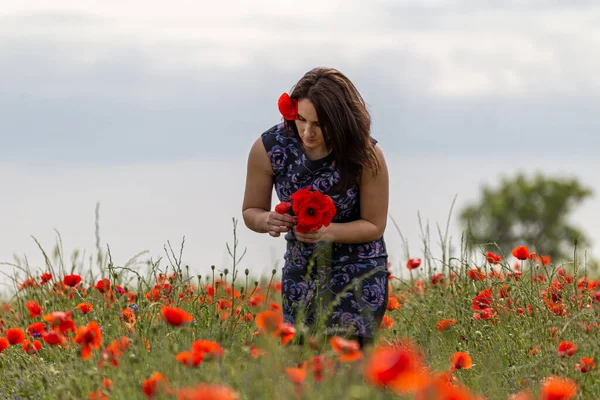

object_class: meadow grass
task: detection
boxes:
[0,215,598,400]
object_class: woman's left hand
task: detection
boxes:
[293,225,332,244]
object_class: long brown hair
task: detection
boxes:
[283,67,380,193]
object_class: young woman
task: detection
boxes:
[242,67,390,348]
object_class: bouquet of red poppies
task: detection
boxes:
[275,187,336,233]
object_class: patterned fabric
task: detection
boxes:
[261,123,389,340]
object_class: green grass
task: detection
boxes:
[0,218,598,400]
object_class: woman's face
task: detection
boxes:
[295,98,326,152]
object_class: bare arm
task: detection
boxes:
[294,144,389,244]
[242,137,295,236]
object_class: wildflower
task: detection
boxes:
[99,336,130,368]
[512,246,529,261]
[286,361,308,385]
[74,321,103,360]
[330,336,363,362]
[387,296,402,311]
[175,351,204,367]
[255,310,283,336]
[472,288,493,311]
[364,340,429,394]
[22,339,42,355]
[0,337,9,352]
[538,255,551,266]
[406,258,421,270]
[436,319,456,332]
[6,328,26,345]
[44,311,76,334]
[309,355,335,383]
[160,306,193,326]
[575,357,594,373]
[25,300,43,318]
[276,322,296,346]
[40,273,52,284]
[63,274,82,287]
[177,383,239,400]
[449,352,473,371]
[431,273,443,285]
[191,340,224,360]
[468,269,486,281]
[27,322,46,337]
[42,331,66,346]
[94,278,111,294]
[539,376,577,400]
[142,372,172,399]
[414,375,477,400]
[486,252,502,264]
[557,341,577,358]
[381,315,394,329]
[77,303,93,315]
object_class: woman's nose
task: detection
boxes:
[304,124,313,136]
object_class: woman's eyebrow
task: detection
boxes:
[297,113,318,123]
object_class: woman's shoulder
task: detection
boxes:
[260,122,295,152]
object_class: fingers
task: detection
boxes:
[293,228,318,243]
[271,214,295,228]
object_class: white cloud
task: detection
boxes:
[1,1,599,97]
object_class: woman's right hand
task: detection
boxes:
[264,212,297,237]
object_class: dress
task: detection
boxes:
[261,122,389,342]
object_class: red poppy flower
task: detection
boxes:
[176,350,204,367]
[94,278,111,294]
[576,357,595,373]
[63,274,82,287]
[275,201,292,214]
[277,92,298,120]
[40,273,52,284]
[74,321,103,360]
[364,341,429,394]
[406,259,421,270]
[512,246,529,260]
[486,251,502,264]
[44,311,76,334]
[289,187,336,233]
[435,319,456,332]
[76,303,93,314]
[27,322,46,336]
[449,352,473,371]
[472,288,493,311]
[329,336,363,362]
[557,341,577,358]
[468,269,486,281]
[6,328,26,345]
[161,306,193,326]
[22,339,42,355]
[190,339,224,360]
[142,372,173,399]
[539,376,577,400]
[0,337,9,352]
[42,331,66,346]
[255,310,283,336]
[177,383,239,400]
[381,315,394,329]
[25,300,43,318]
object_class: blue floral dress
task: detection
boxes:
[261,123,389,343]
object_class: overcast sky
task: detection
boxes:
[1,1,599,284]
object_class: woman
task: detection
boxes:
[242,67,389,348]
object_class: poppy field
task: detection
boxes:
[0,225,598,400]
